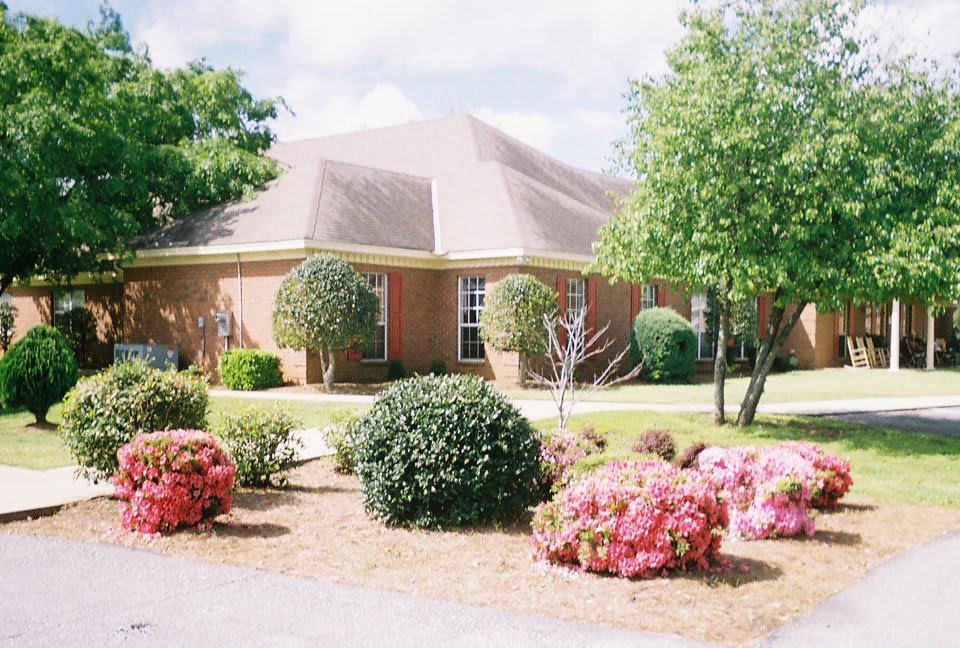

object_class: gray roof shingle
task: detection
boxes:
[138,114,634,258]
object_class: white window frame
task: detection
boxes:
[363,273,388,362]
[458,276,486,362]
[566,277,586,314]
[690,293,712,361]
[54,289,85,317]
[641,284,658,311]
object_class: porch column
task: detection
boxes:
[889,299,900,372]
[926,307,936,371]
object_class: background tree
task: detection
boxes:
[0,5,281,297]
[479,273,556,383]
[273,255,380,391]
[596,0,883,426]
[0,302,15,353]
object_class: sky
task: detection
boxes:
[9,0,960,172]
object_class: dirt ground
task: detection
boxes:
[5,459,959,645]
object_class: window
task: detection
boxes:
[364,273,388,361]
[54,289,84,316]
[566,277,586,314]
[690,293,712,360]
[458,276,485,361]
[640,284,658,311]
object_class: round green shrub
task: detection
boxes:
[386,359,406,380]
[59,360,209,481]
[631,307,697,383]
[427,357,448,375]
[217,405,302,487]
[0,325,78,424]
[322,408,360,474]
[219,348,284,391]
[353,374,542,528]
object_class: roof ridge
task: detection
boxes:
[307,160,327,240]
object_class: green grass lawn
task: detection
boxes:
[510,367,960,404]
[545,411,960,508]
[0,396,366,471]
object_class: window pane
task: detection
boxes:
[364,273,388,360]
[458,275,485,360]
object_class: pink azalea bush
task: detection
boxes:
[539,430,588,492]
[696,444,820,540]
[531,460,728,578]
[779,441,853,509]
[112,429,236,535]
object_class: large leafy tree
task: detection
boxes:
[597,0,871,425]
[0,5,280,296]
[272,255,380,391]
[479,273,557,383]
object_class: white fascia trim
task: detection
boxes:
[445,248,595,265]
[430,179,443,254]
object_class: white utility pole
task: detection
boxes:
[926,307,936,371]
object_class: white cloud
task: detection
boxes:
[272,81,423,142]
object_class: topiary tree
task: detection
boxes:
[631,307,697,384]
[353,374,542,528]
[0,302,15,353]
[0,324,78,425]
[272,255,379,391]
[479,273,556,383]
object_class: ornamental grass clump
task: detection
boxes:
[696,444,819,540]
[112,430,235,535]
[353,374,541,528]
[531,460,728,578]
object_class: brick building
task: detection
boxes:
[6,115,952,383]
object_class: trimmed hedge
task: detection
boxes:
[0,325,78,424]
[60,360,209,482]
[631,307,697,383]
[353,374,541,528]
[219,349,283,391]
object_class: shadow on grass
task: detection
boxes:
[213,521,290,539]
[744,416,960,460]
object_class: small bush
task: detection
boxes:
[631,307,697,383]
[531,461,728,578]
[387,359,406,380]
[112,430,235,535]
[577,424,607,453]
[54,306,94,366]
[632,426,677,462]
[674,441,709,470]
[60,360,208,482]
[322,408,360,474]
[696,444,818,540]
[0,325,78,424]
[217,406,302,487]
[353,374,541,528]
[219,349,284,391]
[772,351,800,373]
[540,429,588,493]
[428,357,448,375]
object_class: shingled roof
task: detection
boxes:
[137,114,634,259]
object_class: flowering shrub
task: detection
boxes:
[780,441,853,509]
[631,426,677,461]
[696,445,817,540]
[113,430,236,535]
[531,461,728,578]
[539,429,588,492]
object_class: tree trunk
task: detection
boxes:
[518,355,529,384]
[713,296,730,426]
[322,349,336,391]
[737,301,808,427]
[30,408,48,427]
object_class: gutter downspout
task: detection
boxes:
[237,253,244,349]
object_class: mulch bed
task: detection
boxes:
[4,459,959,645]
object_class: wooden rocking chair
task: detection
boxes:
[864,337,888,368]
[847,336,870,369]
